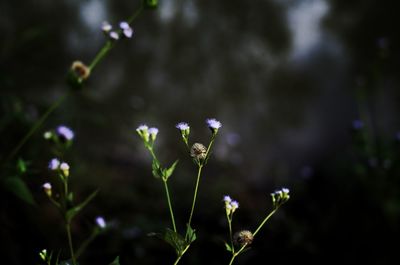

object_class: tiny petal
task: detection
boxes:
[56,125,75,141]
[176,122,190,131]
[123,28,134,38]
[223,195,232,203]
[101,21,112,32]
[109,31,119,40]
[95,216,106,229]
[119,21,130,30]
[206,118,222,130]
[48,158,60,170]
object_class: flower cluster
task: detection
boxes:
[224,195,239,216]
[48,158,70,177]
[44,125,75,143]
[102,21,134,40]
[270,188,290,209]
[136,124,159,148]
[206,118,222,134]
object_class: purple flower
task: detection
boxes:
[56,125,74,141]
[101,21,112,33]
[95,216,106,229]
[48,158,60,170]
[119,21,130,30]
[109,31,119,40]
[176,122,190,131]
[206,118,222,132]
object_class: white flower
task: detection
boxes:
[109,31,119,40]
[223,195,232,204]
[60,162,70,177]
[42,183,52,197]
[231,201,239,211]
[43,131,52,139]
[101,21,112,33]
[123,28,133,38]
[48,158,60,170]
[95,216,106,229]
[148,127,159,141]
[119,21,130,30]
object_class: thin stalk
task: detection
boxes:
[88,5,144,71]
[187,165,203,228]
[163,180,177,232]
[4,93,68,163]
[173,245,190,265]
[66,222,76,265]
[226,214,234,253]
[75,229,98,259]
[253,209,277,236]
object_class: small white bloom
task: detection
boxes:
[176,122,190,131]
[101,21,112,33]
[230,200,239,210]
[123,28,133,38]
[42,183,52,197]
[206,118,222,130]
[148,127,159,141]
[109,31,119,40]
[282,188,290,194]
[119,21,130,30]
[48,158,60,170]
[60,162,70,171]
[137,124,149,132]
[96,216,106,229]
[43,131,52,139]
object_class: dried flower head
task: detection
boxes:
[234,230,254,247]
[190,143,207,161]
[71,61,91,81]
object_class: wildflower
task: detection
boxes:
[109,31,119,40]
[48,158,60,170]
[56,125,74,141]
[206,118,222,134]
[190,143,207,161]
[136,124,150,142]
[271,187,290,208]
[60,162,70,177]
[148,127,159,142]
[224,196,239,215]
[233,230,254,247]
[101,21,112,33]
[119,21,134,38]
[176,122,190,145]
[42,183,52,197]
[95,216,107,229]
[71,61,91,81]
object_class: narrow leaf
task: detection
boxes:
[109,256,120,265]
[4,177,36,205]
[66,189,99,221]
[224,242,232,252]
[185,224,196,244]
[163,160,179,180]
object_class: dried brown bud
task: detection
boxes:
[190,143,207,161]
[71,61,90,81]
[233,230,254,247]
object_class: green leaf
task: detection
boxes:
[109,256,120,265]
[151,159,161,178]
[224,242,232,252]
[163,160,179,181]
[4,177,36,205]
[185,224,196,244]
[66,189,99,221]
[164,228,186,255]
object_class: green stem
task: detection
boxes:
[66,222,77,265]
[75,229,98,259]
[173,245,190,265]
[187,165,203,228]
[253,209,277,236]
[163,180,177,232]
[226,214,234,254]
[3,93,68,163]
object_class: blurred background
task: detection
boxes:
[1,0,400,264]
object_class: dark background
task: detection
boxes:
[1,0,400,264]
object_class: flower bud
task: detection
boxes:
[190,143,207,161]
[71,61,91,81]
[43,183,52,197]
[143,0,158,9]
[233,230,254,247]
[60,162,70,177]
